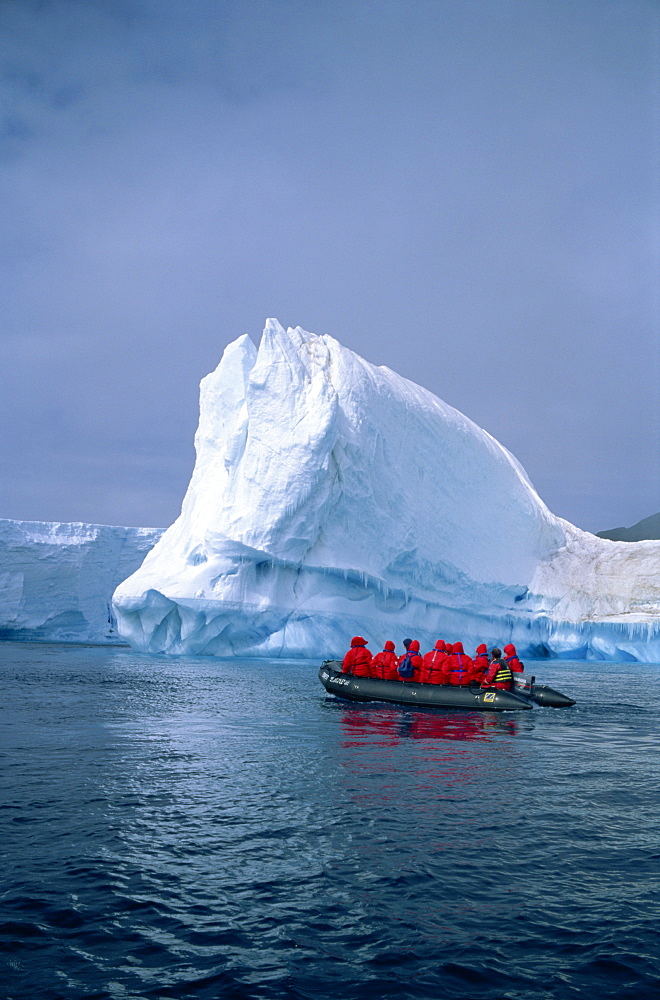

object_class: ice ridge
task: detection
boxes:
[111,320,660,662]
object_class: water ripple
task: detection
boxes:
[0,645,658,998]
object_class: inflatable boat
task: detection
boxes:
[319,661,575,711]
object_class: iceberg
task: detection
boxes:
[112,320,660,662]
[0,520,162,644]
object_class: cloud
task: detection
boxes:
[0,0,657,530]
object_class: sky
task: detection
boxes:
[1,0,658,534]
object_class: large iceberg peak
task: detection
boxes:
[113,320,659,660]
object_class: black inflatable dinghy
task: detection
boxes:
[319,661,575,711]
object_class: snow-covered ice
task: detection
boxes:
[0,520,162,644]
[112,320,660,662]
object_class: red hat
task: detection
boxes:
[476,643,487,655]
[409,640,420,652]
[435,640,446,650]
[351,636,367,647]
[384,640,395,651]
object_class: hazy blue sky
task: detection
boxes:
[1,0,658,533]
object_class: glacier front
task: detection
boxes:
[1,520,162,644]
[113,320,660,661]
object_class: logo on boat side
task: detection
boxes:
[483,692,496,703]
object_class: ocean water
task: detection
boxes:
[0,642,658,1000]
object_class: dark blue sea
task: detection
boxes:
[1,642,658,1000]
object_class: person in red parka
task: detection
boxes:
[447,641,474,686]
[371,641,399,680]
[471,644,490,683]
[421,640,447,684]
[342,636,372,676]
[503,643,524,672]
[397,639,423,682]
[481,647,513,690]
[438,643,454,683]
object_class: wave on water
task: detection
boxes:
[1,643,659,999]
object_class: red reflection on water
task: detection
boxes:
[339,705,518,748]
[336,705,521,814]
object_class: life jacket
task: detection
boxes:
[495,662,512,683]
[487,659,512,687]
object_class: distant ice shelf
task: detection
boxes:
[110,320,660,662]
[0,520,162,644]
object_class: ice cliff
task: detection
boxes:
[112,320,660,662]
[0,520,162,644]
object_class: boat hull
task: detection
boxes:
[319,662,533,712]
[512,674,576,707]
[526,683,575,708]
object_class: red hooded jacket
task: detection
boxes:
[438,643,454,683]
[398,640,423,682]
[447,641,474,686]
[504,643,524,673]
[371,641,399,680]
[421,641,447,684]
[471,644,490,682]
[342,636,372,676]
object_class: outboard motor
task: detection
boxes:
[513,674,534,696]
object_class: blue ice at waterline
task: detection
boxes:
[110,321,659,662]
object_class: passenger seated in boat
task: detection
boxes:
[371,641,399,680]
[447,641,473,686]
[342,636,372,676]
[421,640,447,684]
[471,644,490,683]
[504,643,525,672]
[481,648,513,690]
[438,643,454,683]
[397,639,423,682]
